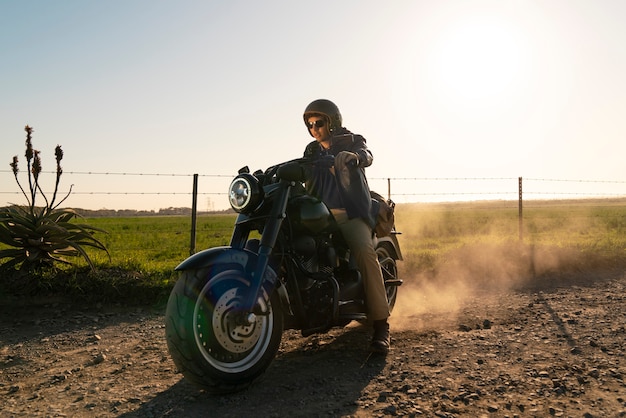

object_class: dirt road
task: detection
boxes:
[1,271,625,417]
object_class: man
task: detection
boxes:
[301,98,390,354]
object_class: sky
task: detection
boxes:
[2,0,625,211]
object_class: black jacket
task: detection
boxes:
[303,127,374,227]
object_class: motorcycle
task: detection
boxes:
[164,157,403,394]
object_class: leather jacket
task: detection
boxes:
[303,127,374,227]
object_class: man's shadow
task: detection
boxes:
[121,323,387,417]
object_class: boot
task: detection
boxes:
[370,319,390,354]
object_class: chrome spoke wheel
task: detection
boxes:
[193,272,273,373]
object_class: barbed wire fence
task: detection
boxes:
[3,170,625,207]
[2,170,625,252]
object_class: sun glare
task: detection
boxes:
[431,18,528,107]
[383,15,537,172]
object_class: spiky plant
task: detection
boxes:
[0,125,109,271]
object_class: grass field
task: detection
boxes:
[80,198,626,274]
[394,199,626,283]
[84,214,236,273]
[2,199,625,302]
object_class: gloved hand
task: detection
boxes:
[335,151,359,190]
[335,151,359,169]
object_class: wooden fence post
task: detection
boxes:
[190,174,198,255]
[518,176,523,242]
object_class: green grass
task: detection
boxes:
[2,199,625,303]
[84,214,236,272]
[0,214,237,303]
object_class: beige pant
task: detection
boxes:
[332,210,390,321]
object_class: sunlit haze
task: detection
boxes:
[2,1,625,211]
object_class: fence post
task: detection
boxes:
[387,178,391,201]
[518,176,523,242]
[190,174,198,255]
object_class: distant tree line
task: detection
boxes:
[73,207,235,218]
[1,205,234,218]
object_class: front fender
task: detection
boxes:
[174,246,280,289]
[175,246,249,271]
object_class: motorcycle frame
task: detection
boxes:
[175,160,402,330]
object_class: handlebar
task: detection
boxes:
[261,154,357,184]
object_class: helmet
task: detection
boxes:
[303,99,342,136]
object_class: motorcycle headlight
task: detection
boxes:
[229,173,263,213]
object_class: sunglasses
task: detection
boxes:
[307,119,326,129]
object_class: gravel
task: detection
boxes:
[1,272,625,417]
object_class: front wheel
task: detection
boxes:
[165,267,284,394]
[377,244,399,312]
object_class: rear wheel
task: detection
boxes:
[165,267,283,394]
[376,244,399,312]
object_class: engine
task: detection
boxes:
[292,234,335,276]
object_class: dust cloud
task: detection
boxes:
[385,202,619,331]
[389,228,582,332]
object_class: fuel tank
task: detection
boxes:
[289,195,331,233]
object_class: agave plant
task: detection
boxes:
[0,126,109,271]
